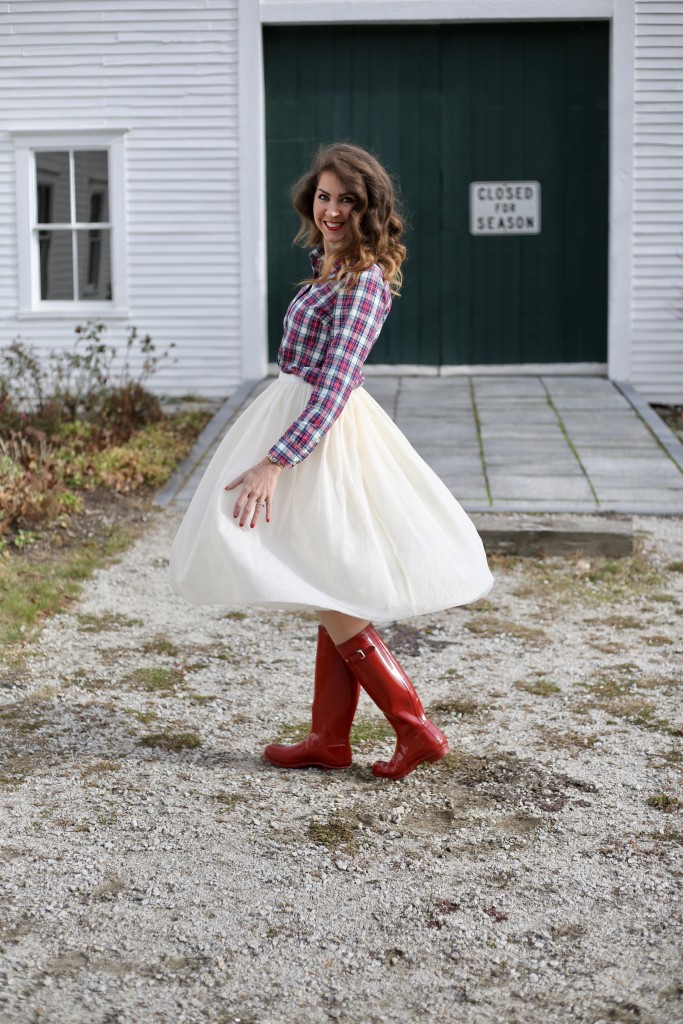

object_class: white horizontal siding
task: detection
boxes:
[630,0,683,403]
[0,0,241,398]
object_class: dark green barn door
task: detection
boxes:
[264,22,608,365]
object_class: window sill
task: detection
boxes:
[16,308,130,321]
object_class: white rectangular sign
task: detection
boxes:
[470,181,541,235]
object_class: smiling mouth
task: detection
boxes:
[323,221,344,231]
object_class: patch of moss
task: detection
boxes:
[0,706,48,735]
[464,614,548,643]
[512,554,666,609]
[514,678,561,697]
[139,731,201,751]
[487,554,519,572]
[77,612,143,633]
[667,561,683,573]
[597,615,643,630]
[275,722,309,744]
[636,675,681,692]
[0,712,47,737]
[581,676,633,701]
[429,696,481,717]
[587,561,621,582]
[125,666,182,692]
[186,692,217,705]
[646,829,683,847]
[223,611,247,621]
[536,726,599,751]
[278,716,393,749]
[350,717,393,747]
[439,668,464,682]
[127,709,157,724]
[588,640,623,655]
[307,817,358,850]
[606,697,671,734]
[612,662,640,677]
[214,791,246,809]
[80,759,122,779]
[142,636,180,658]
[647,793,682,813]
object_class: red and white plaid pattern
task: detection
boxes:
[268,247,392,466]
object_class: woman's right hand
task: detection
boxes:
[224,457,282,528]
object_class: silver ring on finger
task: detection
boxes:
[254,501,265,510]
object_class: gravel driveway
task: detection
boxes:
[1,511,682,1024]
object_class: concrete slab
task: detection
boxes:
[480,425,565,440]
[401,417,476,431]
[400,425,479,446]
[572,435,662,449]
[542,376,616,391]
[472,394,550,405]
[445,485,491,501]
[589,468,683,486]
[549,394,632,411]
[481,443,575,460]
[592,487,683,502]
[399,401,472,415]
[418,454,485,475]
[488,475,595,501]
[473,376,547,391]
[477,410,559,425]
[559,419,654,436]
[466,499,600,513]
[398,378,470,396]
[482,462,585,477]
[396,399,474,415]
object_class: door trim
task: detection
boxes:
[268,362,609,377]
[261,1,614,22]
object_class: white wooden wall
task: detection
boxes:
[631,0,683,403]
[0,0,241,398]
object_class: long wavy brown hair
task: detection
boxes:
[291,142,407,295]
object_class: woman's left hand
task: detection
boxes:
[224,457,282,528]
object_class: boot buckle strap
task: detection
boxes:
[347,644,375,664]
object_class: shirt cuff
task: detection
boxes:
[267,445,296,467]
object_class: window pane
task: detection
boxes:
[39,229,74,299]
[74,151,109,223]
[35,152,70,225]
[76,228,112,300]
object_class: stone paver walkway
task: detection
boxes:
[157,375,683,516]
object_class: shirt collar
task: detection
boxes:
[309,245,342,278]
[309,245,324,275]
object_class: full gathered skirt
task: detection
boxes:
[169,373,493,622]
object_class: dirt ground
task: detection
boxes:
[0,509,682,1024]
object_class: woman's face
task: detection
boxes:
[312,170,356,252]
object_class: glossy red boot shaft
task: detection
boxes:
[264,625,360,770]
[337,624,449,780]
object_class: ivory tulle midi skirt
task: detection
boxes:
[169,373,493,622]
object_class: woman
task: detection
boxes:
[170,143,493,780]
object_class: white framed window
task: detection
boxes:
[13,130,128,317]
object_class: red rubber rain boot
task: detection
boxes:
[264,625,360,770]
[336,624,449,780]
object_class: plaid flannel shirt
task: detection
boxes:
[267,247,392,467]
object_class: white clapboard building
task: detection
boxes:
[1,0,681,402]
